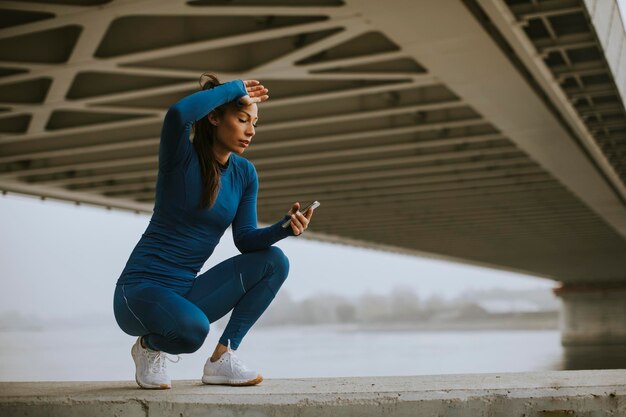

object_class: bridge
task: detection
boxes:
[0,0,625,349]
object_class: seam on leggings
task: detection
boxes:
[122,284,148,332]
[239,272,246,293]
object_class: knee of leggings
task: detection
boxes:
[176,317,210,353]
[266,246,290,278]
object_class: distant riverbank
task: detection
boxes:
[252,311,559,332]
[347,313,558,332]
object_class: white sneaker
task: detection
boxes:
[202,343,263,386]
[131,337,179,389]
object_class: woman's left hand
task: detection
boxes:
[238,80,269,107]
[287,202,314,236]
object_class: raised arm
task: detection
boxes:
[159,79,248,171]
[232,162,294,253]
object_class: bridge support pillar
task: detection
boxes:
[554,284,626,369]
[554,284,626,346]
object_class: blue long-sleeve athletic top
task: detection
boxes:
[117,79,294,289]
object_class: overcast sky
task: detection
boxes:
[0,193,554,320]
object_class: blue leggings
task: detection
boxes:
[113,246,289,354]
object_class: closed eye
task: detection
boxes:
[239,118,258,128]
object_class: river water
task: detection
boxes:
[0,322,574,382]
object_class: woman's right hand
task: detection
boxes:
[286,201,314,236]
[237,80,269,107]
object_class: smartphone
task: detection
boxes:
[281,200,321,229]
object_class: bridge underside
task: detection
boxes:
[1,0,625,289]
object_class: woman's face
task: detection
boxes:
[209,102,258,156]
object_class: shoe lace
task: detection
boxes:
[227,350,250,374]
[144,349,180,374]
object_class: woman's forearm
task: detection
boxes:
[234,215,294,253]
[168,80,247,126]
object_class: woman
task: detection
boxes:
[113,72,314,389]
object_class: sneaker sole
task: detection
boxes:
[135,376,171,390]
[201,374,263,386]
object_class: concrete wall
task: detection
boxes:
[1,370,625,417]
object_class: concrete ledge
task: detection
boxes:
[1,370,625,416]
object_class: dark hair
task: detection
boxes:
[192,72,228,209]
